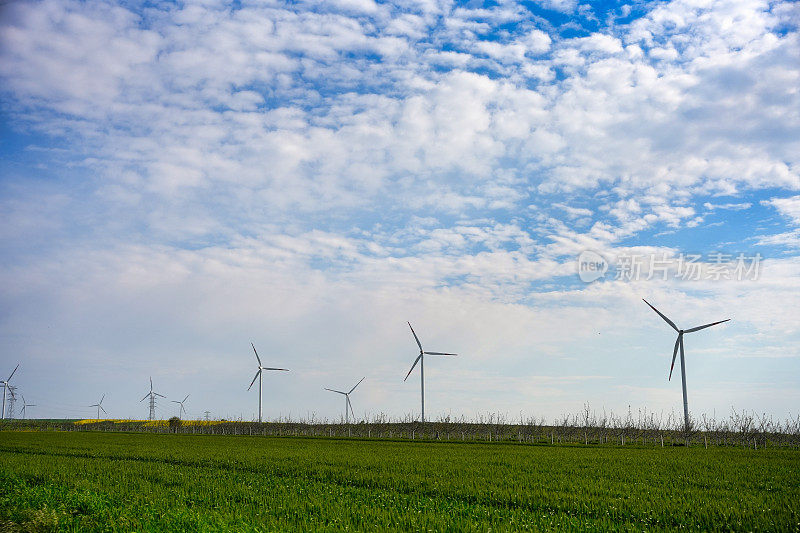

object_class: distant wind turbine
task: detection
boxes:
[1,364,19,419]
[404,322,457,424]
[325,377,365,424]
[90,394,107,420]
[21,395,35,419]
[172,394,190,420]
[140,378,165,420]
[643,299,730,433]
[248,343,289,423]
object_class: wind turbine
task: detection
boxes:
[324,377,365,424]
[1,364,19,419]
[404,322,457,424]
[89,394,107,420]
[248,343,289,423]
[172,394,189,420]
[20,395,35,419]
[5,385,18,419]
[643,299,730,433]
[140,377,165,420]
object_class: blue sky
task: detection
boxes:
[0,0,798,423]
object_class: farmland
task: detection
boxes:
[1,431,798,531]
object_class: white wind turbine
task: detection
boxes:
[140,377,165,420]
[89,394,107,420]
[404,322,457,424]
[21,395,35,419]
[1,364,19,419]
[248,343,289,423]
[172,394,189,420]
[643,299,730,433]
[324,377,365,424]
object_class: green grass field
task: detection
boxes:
[0,432,798,531]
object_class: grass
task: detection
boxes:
[0,431,798,531]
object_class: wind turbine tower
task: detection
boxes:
[1,364,19,419]
[248,343,289,423]
[643,299,730,433]
[6,386,17,419]
[140,378,165,420]
[21,395,35,419]
[324,377,365,424]
[404,322,457,424]
[172,394,190,420]
[90,394,107,420]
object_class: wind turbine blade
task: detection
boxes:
[685,319,730,333]
[100,394,105,404]
[643,299,679,332]
[172,400,180,404]
[324,388,346,395]
[348,377,365,394]
[261,367,289,371]
[100,406,106,414]
[150,377,153,391]
[251,342,262,366]
[154,393,166,398]
[140,393,150,402]
[423,351,457,356]
[668,334,681,381]
[183,394,190,403]
[404,354,422,382]
[247,370,260,391]
[408,322,423,351]
[7,364,19,381]
[347,396,354,420]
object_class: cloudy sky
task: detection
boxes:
[1,0,798,424]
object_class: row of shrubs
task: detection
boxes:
[4,407,799,447]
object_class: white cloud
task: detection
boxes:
[551,203,593,220]
[703,202,752,211]
[755,230,800,249]
[523,29,552,54]
[539,0,578,14]
[763,195,800,225]
[574,33,624,54]
[2,0,797,209]
[1,0,799,421]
